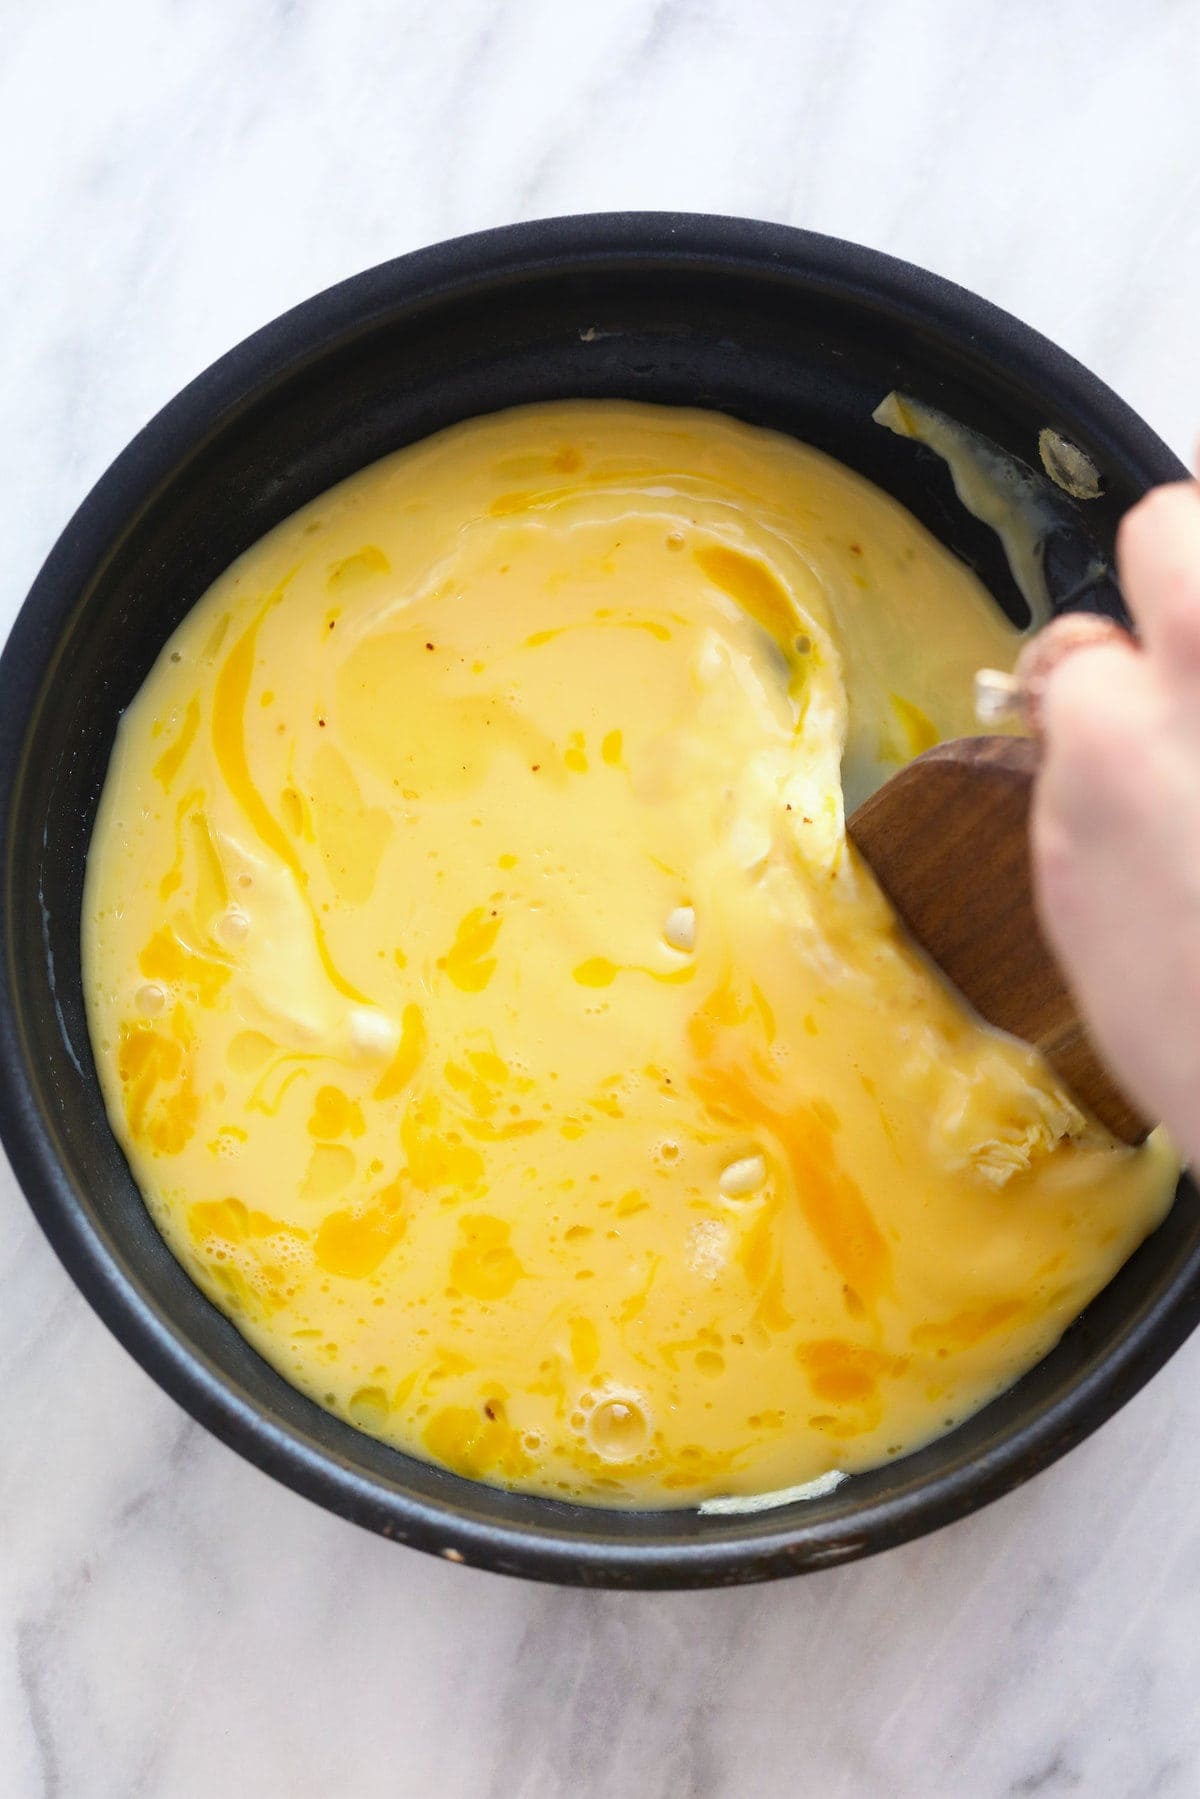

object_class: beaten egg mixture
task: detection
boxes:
[83,401,1176,1507]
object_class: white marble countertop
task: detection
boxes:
[4,3,1200,1794]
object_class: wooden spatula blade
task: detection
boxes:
[847,736,1148,1145]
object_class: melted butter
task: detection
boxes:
[82,400,1177,1509]
[872,390,1099,636]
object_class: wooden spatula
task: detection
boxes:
[847,735,1148,1144]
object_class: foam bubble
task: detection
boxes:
[664,905,696,952]
[719,1153,766,1198]
[215,906,251,946]
[587,1394,650,1461]
[686,1219,731,1278]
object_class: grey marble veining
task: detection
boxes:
[3,2,1200,1793]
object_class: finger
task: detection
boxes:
[1115,480,1200,680]
[1032,645,1159,1008]
[1035,637,1155,839]
[1012,614,1135,736]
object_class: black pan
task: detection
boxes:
[0,213,1193,1588]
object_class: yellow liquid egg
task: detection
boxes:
[82,401,1177,1508]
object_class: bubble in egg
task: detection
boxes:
[588,1395,650,1461]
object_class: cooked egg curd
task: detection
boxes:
[83,401,1176,1507]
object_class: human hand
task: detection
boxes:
[1031,477,1200,1160]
